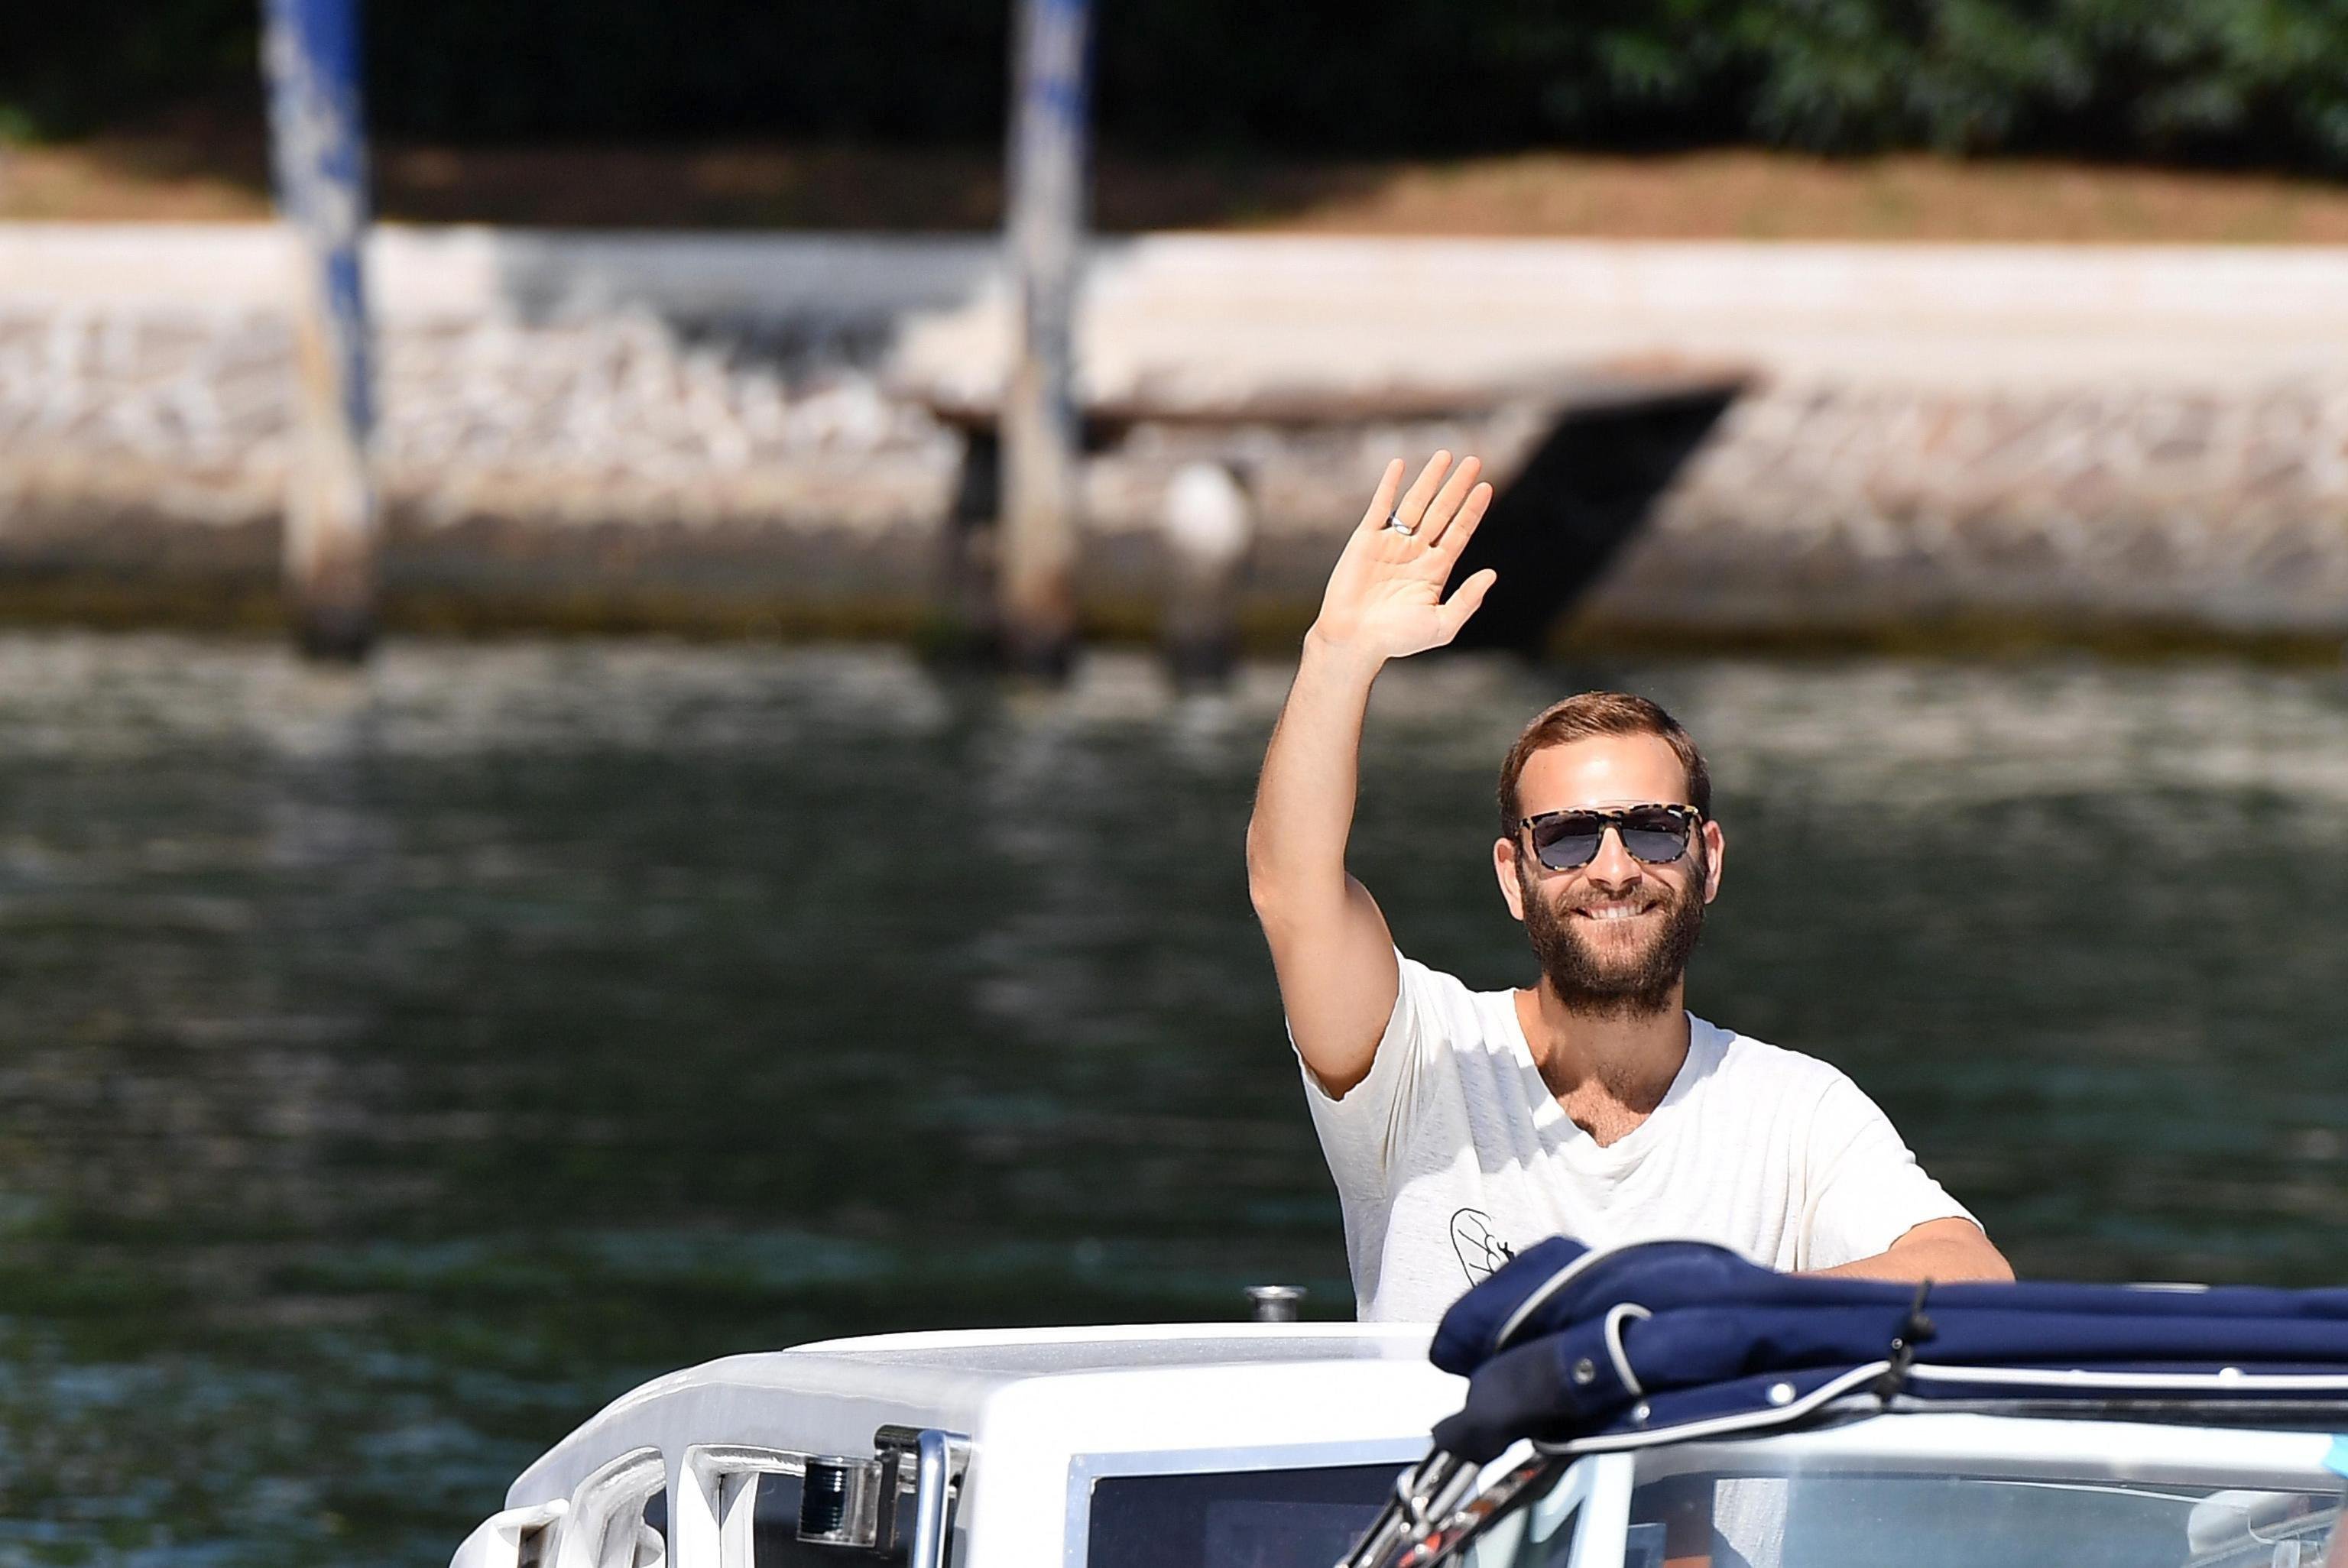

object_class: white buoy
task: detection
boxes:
[1161,460,1253,687]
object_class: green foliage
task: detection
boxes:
[6,0,2348,171]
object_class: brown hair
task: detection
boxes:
[1497,692,1711,832]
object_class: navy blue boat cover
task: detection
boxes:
[1426,1237,2348,1462]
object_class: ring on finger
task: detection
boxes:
[1383,508,1419,538]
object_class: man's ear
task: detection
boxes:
[1701,818,1726,904]
[1493,835,1528,922]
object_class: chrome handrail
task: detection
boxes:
[1338,1450,1473,1568]
[874,1424,969,1568]
[910,1428,966,1568]
[1337,1449,1568,1568]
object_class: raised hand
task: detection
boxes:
[1308,452,1498,667]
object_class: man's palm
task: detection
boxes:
[1313,453,1498,663]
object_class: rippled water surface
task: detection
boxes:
[0,635,2344,1565]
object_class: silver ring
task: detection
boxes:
[1383,509,1418,538]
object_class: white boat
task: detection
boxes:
[1354,1405,2348,1568]
[448,1320,1464,1568]
[451,1242,2348,1568]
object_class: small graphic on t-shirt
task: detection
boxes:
[1449,1208,1515,1285]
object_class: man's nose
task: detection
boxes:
[1583,825,1643,889]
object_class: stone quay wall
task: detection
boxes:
[4,225,2347,646]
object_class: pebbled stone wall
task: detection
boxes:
[5,227,2346,646]
[1612,379,2348,643]
[0,293,1522,630]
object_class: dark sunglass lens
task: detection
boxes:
[1616,808,1691,863]
[1620,828,1688,863]
[1532,817,1604,870]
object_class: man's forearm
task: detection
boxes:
[1811,1219,2016,1283]
[1245,631,1383,924]
[1248,630,1403,1097]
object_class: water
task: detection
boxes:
[0,633,2343,1566]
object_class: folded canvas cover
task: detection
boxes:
[1428,1238,2348,1461]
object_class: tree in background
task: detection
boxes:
[6,0,2348,173]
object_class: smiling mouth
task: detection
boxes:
[1570,902,1660,923]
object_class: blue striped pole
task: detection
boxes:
[997,0,1092,675]
[262,0,378,659]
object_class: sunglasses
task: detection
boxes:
[1518,803,1703,872]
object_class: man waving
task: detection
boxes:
[1246,452,2010,1322]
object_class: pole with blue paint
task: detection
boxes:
[998,0,1092,675]
[262,0,378,660]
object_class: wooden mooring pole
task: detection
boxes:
[998,0,1092,677]
[262,0,378,661]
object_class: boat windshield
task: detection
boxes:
[1488,1426,2347,1568]
[1085,1461,1406,1568]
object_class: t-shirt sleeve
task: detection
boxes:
[1801,1074,1978,1268]
[1292,950,1448,1201]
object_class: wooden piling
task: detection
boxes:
[262,0,378,661]
[998,0,1092,677]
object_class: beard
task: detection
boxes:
[1519,854,1707,1020]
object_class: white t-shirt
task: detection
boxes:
[1300,953,1976,1322]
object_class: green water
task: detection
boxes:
[0,634,2343,1565]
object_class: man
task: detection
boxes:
[1247,452,2011,1322]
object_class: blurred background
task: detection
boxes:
[2,2,2348,1564]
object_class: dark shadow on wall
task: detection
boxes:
[1442,387,1742,657]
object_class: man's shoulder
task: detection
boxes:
[1395,953,1523,1052]
[1399,951,1516,1009]
[1690,1016,1856,1102]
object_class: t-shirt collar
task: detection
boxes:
[1501,1002,1725,1171]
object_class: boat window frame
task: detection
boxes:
[1422,1450,1636,1568]
[673,1443,813,1568]
[554,1447,669,1568]
[1519,1453,1636,1568]
[1617,1410,2348,1491]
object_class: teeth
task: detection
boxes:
[1575,905,1649,921]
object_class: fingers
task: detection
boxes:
[1391,451,1455,532]
[1430,481,1494,559]
[1354,458,1406,533]
[1357,452,1488,556]
[1435,569,1499,643]
[1413,458,1484,551]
